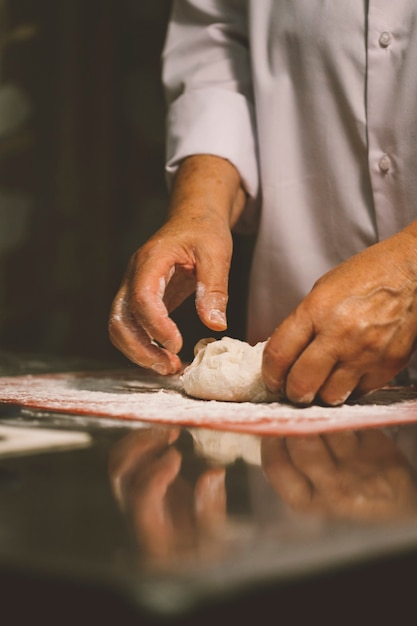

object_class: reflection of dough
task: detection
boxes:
[181,337,284,403]
[189,428,261,466]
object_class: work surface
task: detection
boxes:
[0,367,417,434]
[1,354,417,623]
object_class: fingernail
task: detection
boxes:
[208,309,227,326]
[151,362,169,375]
[326,390,352,406]
[294,392,315,406]
[163,340,177,353]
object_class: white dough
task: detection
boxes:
[181,337,283,403]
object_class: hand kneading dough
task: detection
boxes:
[181,337,283,403]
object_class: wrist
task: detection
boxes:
[169,154,246,227]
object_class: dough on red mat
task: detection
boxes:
[181,337,284,403]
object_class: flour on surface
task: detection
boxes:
[0,369,416,435]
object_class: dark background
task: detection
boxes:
[0,0,253,366]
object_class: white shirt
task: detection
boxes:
[162,0,417,346]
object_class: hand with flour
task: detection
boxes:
[110,156,417,406]
[108,155,246,375]
[262,226,417,406]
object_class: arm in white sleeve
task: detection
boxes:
[162,0,259,201]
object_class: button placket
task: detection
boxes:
[366,3,417,241]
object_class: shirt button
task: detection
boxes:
[379,154,392,172]
[379,31,393,47]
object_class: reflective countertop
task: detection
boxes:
[1,353,417,623]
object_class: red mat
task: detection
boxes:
[0,369,416,435]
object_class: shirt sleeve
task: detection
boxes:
[162,0,259,201]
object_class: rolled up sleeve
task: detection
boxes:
[162,0,259,200]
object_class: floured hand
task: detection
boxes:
[262,227,417,406]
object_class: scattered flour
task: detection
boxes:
[0,369,415,435]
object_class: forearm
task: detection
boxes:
[168,154,247,229]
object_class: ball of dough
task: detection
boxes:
[181,337,283,403]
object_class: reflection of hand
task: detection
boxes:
[108,427,226,563]
[261,430,417,521]
[108,155,246,374]
[262,228,417,405]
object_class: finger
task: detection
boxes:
[316,364,362,406]
[322,431,359,461]
[261,438,313,509]
[194,246,232,331]
[284,339,339,405]
[286,436,336,485]
[355,367,402,398]
[109,285,182,374]
[130,448,182,559]
[194,468,227,532]
[195,282,228,330]
[109,427,180,480]
[131,447,182,505]
[262,310,314,395]
[317,348,404,405]
[109,428,180,508]
[129,259,184,355]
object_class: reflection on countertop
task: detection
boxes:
[2,349,417,619]
[108,424,417,573]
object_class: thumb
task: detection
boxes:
[194,233,233,331]
[195,281,229,330]
[195,261,230,331]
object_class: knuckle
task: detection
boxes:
[108,313,123,343]
[262,341,287,370]
[130,284,148,308]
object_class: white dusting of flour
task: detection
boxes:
[0,369,416,435]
